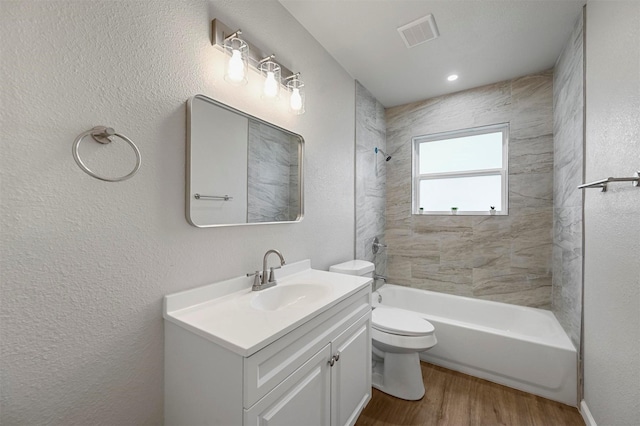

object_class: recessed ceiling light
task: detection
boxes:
[447,74,459,82]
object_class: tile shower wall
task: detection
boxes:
[247,121,300,222]
[552,11,584,349]
[355,82,387,274]
[385,72,554,308]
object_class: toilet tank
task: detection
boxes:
[329,260,375,278]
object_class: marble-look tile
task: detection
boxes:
[472,217,513,269]
[553,111,584,207]
[439,232,474,269]
[509,171,553,208]
[510,71,554,139]
[386,255,413,282]
[553,206,582,251]
[510,207,553,241]
[472,268,551,302]
[385,201,411,225]
[509,134,554,175]
[355,81,387,266]
[552,207,583,348]
[387,233,440,262]
[385,70,555,308]
[410,262,474,296]
[553,256,582,347]
[387,81,512,139]
[412,215,474,234]
[551,11,584,350]
[510,240,553,271]
[477,285,552,309]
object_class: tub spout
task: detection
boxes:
[374,274,387,283]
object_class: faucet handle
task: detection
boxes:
[247,270,262,290]
[268,266,281,283]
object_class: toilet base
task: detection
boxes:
[371,352,425,400]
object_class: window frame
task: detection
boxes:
[412,123,509,216]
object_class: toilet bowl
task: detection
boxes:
[371,306,437,400]
[329,260,437,401]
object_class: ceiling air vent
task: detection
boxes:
[397,14,440,49]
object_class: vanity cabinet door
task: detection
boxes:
[244,344,331,426]
[330,312,372,426]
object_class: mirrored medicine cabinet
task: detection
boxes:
[186,95,304,227]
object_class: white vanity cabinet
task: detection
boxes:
[164,268,371,426]
[245,311,371,426]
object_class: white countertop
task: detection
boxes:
[163,260,372,357]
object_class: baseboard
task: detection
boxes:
[580,400,597,426]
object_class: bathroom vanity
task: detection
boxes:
[163,260,372,426]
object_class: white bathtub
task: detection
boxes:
[376,284,577,406]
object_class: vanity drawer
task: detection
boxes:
[243,287,370,408]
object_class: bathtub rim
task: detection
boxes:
[376,284,576,352]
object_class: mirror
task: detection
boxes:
[186,95,304,227]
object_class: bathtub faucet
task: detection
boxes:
[372,237,387,254]
[374,274,387,283]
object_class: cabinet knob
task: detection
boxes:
[334,352,340,362]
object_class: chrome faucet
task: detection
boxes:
[248,249,286,291]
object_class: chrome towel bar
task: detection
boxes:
[194,194,233,201]
[578,172,639,192]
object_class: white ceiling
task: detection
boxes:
[279,0,585,107]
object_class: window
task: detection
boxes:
[413,123,508,215]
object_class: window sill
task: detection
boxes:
[413,211,508,216]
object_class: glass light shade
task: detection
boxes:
[286,75,305,115]
[223,37,248,86]
[259,59,281,99]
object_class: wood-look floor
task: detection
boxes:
[356,362,584,426]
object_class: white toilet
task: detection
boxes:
[329,260,437,400]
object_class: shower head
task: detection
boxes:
[375,147,392,161]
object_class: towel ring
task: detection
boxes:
[72,126,141,182]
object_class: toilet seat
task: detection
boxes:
[372,307,435,336]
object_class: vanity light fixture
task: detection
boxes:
[211,19,306,114]
[447,74,459,82]
[286,73,305,115]
[223,30,249,85]
[259,55,281,99]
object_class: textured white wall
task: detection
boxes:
[583,1,640,424]
[0,1,355,424]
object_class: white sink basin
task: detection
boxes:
[164,260,372,356]
[251,284,330,311]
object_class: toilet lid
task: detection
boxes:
[372,307,435,336]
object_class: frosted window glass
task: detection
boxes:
[419,175,502,211]
[419,132,503,174]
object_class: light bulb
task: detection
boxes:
[263,71,279,98]
[290,88,303,111]
[227,49,245,83]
